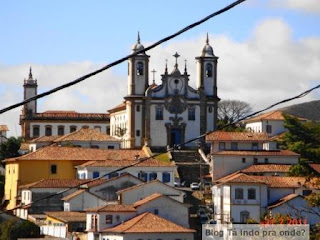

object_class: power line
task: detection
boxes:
[0,0,246,115]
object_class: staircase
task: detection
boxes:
[170,150,209,185]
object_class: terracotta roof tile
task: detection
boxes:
[101,212,195,233]
[61,189,86,201]
[216,172,266,185]
[241,164,291,173]
[245,110,307,123]
[31,111,109,120]
[108,102,126,113]
[132,193,163,208]
[206,131,268,142]
[4,146,150,162]
[54,128,120,142]
[0,125,9,131]
[31,135,60,143]
[19,179,90,189]
[85,204,136,212]
[309,164,320,174]
[116,180,179,194]
[268,194,301,209]
[19,143,30,151]
[211,150,299,156]
[45,211,86,223]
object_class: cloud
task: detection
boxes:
[0,18,319,137]
[270,0,320,14]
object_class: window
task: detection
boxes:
[149,172,157,181]
[70,126,77,133]
[94,126,101,132]
[109,172,119,179]
[254,158,258,164]
[105,215,113,224]
[154,209,159,215]
[266,125,272,134]
[242,158,246,163]
[208,106,212,113]
[137,62,144,75]
[45,125,52,136]
[264,158,269,163]
[188,108,195,121]
[93,171,100,178]
[205,63,213,77]
[107,146,115,149]
[252,142,258,150]
[91,145,99,149]
[162,172,171,183]
[267,189,270,200]
[302,190,312,196]
[235,188,243,199]
[50,164,57,174]
[33,125,40,137]
[219,142,225,150]
[248,188,256,200]
[136,105,140,112]
[106,126,110,135]
[155,107,163,120]
[58,126,64,135]
[231,142,238,150]
[91,215,98,230]
[136,130,140,137]
[240,211,250,223]
[138,171,148,182]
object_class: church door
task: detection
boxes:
[170,129,181,146]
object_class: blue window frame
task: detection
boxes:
[149,172,157,181]
[162,172,171,183]
[93,171,100,179]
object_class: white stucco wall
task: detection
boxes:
[66,191,108,211]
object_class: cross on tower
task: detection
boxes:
[173,52,180,69]
[151,69,156,84]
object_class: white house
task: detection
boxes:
[76,157,176,187]
[99,212,195,240]
[268,194,320,226]
[240,164,291,176]
[213,172,319,224]
[117,180,186,204]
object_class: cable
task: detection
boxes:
[0,0,246,115]
[1,83,319,215]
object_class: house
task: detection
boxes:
[76,154,176,187]
[268,194,320,226]
[212,172,319,224]
[109,34,219,149]
[99,212,195,240]
[3,146,154,210]
[308,163,320,176]
[117,180,186,204]
[205,131,299,180]
[0,125,9,143]
[244,110,307,137]
[41,211,86,239]
[20,68,109,141]
[240,164,292,176]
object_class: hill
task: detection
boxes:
[280,100,320,121]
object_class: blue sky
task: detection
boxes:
[0,0,319,136]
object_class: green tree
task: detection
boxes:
[0,137,22,166]
[0,218,40,240]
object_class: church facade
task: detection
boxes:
[109,34,220,149]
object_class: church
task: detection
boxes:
[109,34,220,149]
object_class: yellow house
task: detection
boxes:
[4,146,152,210]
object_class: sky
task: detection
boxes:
[0,0,319,137]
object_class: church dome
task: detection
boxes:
[201,34,215,57]
[131,32,146,54]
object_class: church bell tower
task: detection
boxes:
[23,67,38,115]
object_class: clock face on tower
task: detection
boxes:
[169,78,183,94]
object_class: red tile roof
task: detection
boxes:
[45,211,86,223]
[117,180,179,194]
[85,204,136,213]
[4,146,150,162]
[61,189,86,201]
[0,125,9,131]
[31,110,109,121]
[268,194,301,209]
[245,110,307,123]
[215,172,266,185]
[31,135,60,143]
[132,193,163,208]
[206,131,268,142]
[101,212,195,233]
[19,179,92,189]
[54,128,120,142]
[309,164,320,174]
[241,164,292,173]
[211,150,299,156]
[108,102,126,113]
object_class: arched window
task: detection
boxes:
[149,172,157,181]
[137,62,144,75]
[248,188,256,200]
[58,125,65,135]
[45,125,52,136]
[205,63,213,77]
[235,188,243,199]
[162,172,171,183]
[138,171,148,182]
[33,125,40,137]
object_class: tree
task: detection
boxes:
[0,218,40,240]
[217,100,252,131]
[0,137,22,166]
